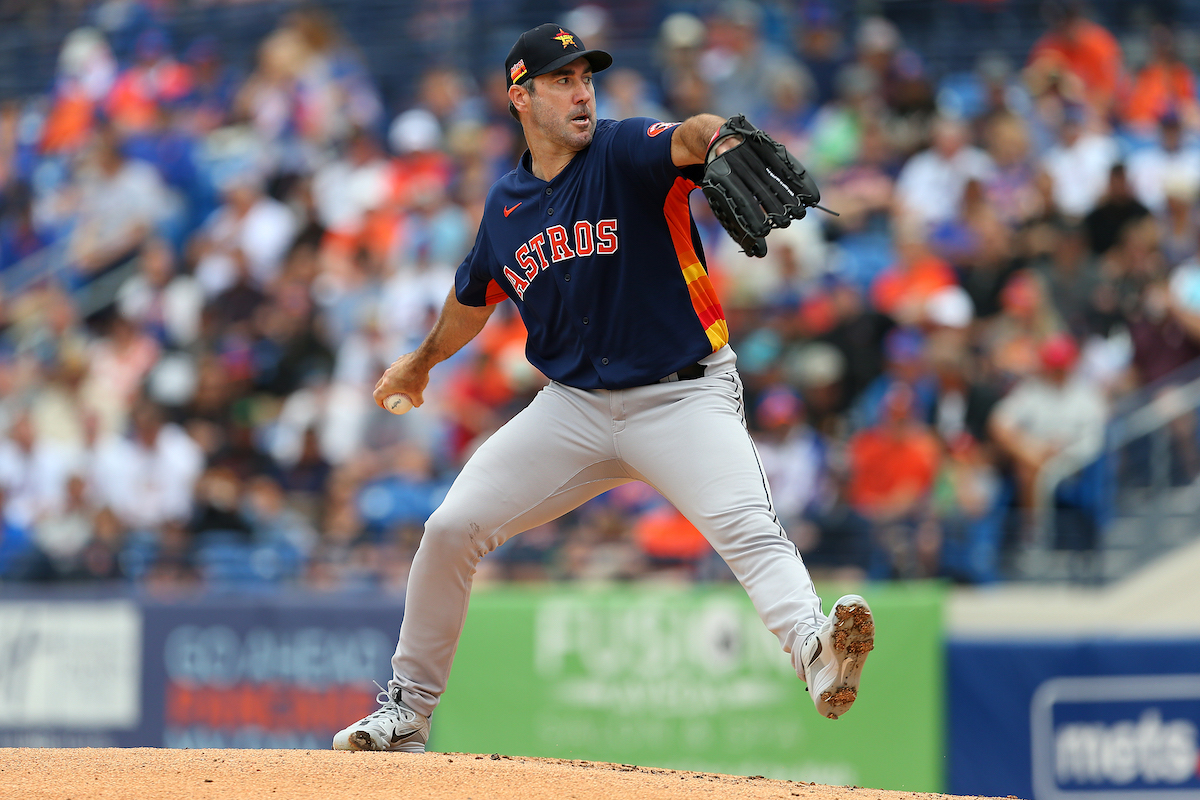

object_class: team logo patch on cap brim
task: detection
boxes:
[510,59,528,83]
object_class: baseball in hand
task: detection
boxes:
[384,393,413,415]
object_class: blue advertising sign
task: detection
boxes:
[1031,675,1200,800]
[141,598,405,749]
[948,639,1200,800]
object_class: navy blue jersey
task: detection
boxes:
[454,117,729,390]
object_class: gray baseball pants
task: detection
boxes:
[389,345,825,718]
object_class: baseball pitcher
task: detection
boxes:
[333,22,874,753]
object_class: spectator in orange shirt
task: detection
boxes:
[105,29,193,135]
[846,382,942,578]
[847,382,941,518]
[1124,26,1199,132]
[633,505,711,570]
[41,90,95,156]
[41,28,116,155]
[388,109,455,207]
[1027,1,1125,116]
[870,220,958,324]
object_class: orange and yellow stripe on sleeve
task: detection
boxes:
[663,177,728,351]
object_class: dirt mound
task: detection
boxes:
[2,747,1006,800]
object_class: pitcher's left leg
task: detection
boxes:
[616,368,823,668]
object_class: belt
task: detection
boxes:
[658,362,707,383]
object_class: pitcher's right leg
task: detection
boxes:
[335,383,628,750]
[392,383,629,717]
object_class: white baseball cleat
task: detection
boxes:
[332,685,431,752]
[798,594,875,720]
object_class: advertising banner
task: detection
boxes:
[948,639,1200,800]
[141,598,405,749]
[0,600,141,747]
[432,584,944,791]
[0,594,407,748]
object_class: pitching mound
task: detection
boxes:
[3,748,1007,800]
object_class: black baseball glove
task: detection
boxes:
[700,115,821,258]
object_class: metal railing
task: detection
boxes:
[1026,359,1200,582]
[1,235,140,329]
[1,239,69,297]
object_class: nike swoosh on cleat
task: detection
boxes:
[806,637,823,667]
[390,729,422,744]
[504,203,522,217]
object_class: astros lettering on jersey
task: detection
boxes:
[456,117,729,390]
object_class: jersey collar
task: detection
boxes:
[517,140,589,186]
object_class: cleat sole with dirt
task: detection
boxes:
[823,597,874,719]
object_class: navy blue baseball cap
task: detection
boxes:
[505,23,612,88]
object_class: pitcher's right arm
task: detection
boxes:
[372,289,496,410]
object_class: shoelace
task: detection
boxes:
[356,680,398,722]
[362,680,416,725]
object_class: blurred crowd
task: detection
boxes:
[2,0,1200,592]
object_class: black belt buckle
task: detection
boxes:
[675,362,706,381]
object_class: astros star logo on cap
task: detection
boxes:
[552,28,576,48]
